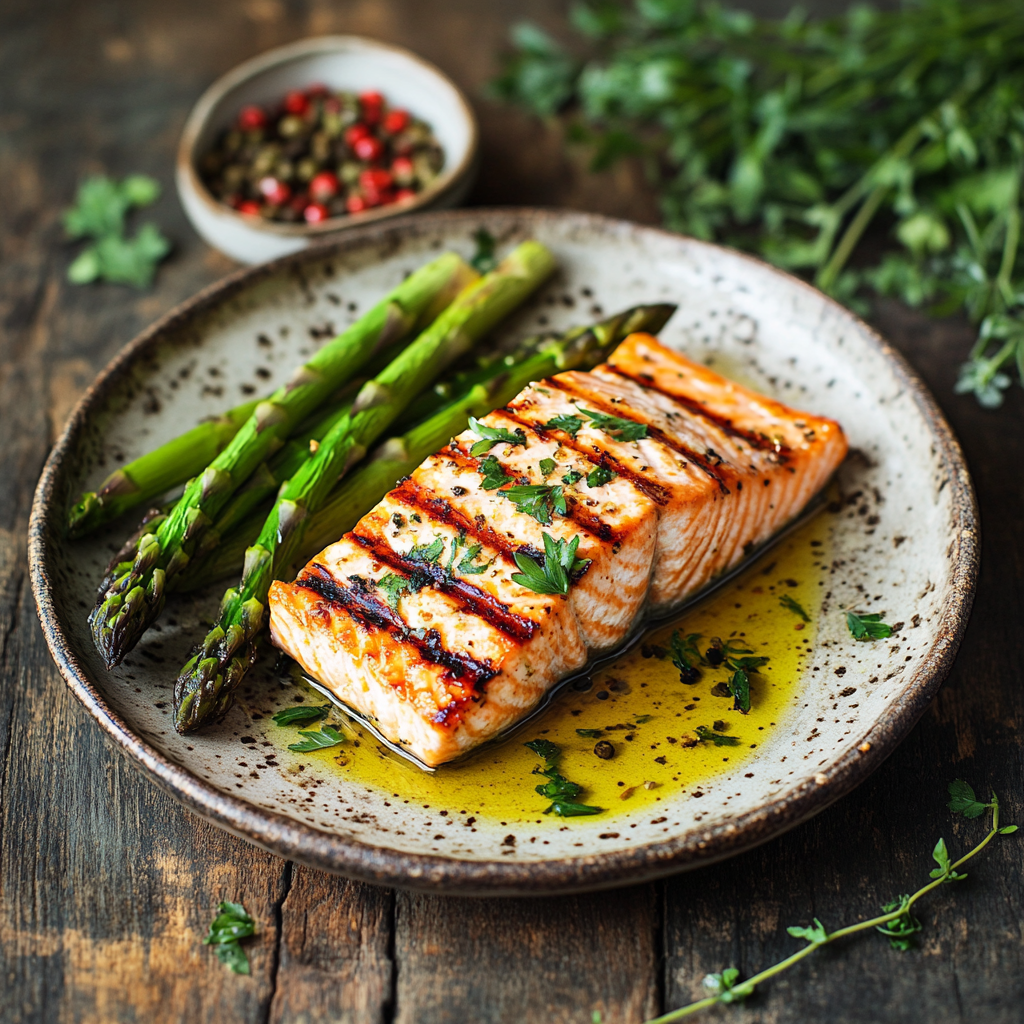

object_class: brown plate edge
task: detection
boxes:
[28,207,979,896]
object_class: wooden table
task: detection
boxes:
[2,2,1021,1021]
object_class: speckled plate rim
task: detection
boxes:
[29,208,979,895]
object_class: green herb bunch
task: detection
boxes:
[493,0,1024,407]
[63,175,171,288]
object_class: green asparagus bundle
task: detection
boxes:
[173,301,674,731]
[89,252,475,668]
[173,240,558,732]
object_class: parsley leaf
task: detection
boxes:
[499,483,567,524]
[539,457,556,476]
[544,413,583,438]
[586,465,616,488]
[408,537,444,563]
[525,737,602,816]
[670,631,704,683]
[947,780,992,819]
[512,533,591,594]
[478,454,514,489]
[779,594,810,621]
[467,416,527,456]
[64,174,160,238]
[696,725,740,746]
[287,725,345,752]
[375,572,425,609]
[272,704,330,726]
[580,407,648,442]
[204,901,256,975]
[561,469,583,485]
[456,542,491,576]
[787,918,829,944]
[546,800,603,817]
[470,227,497,274]
[576,728,604,738]
[524,739,561,761]
[846,611,894,640]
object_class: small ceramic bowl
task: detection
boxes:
[176,36,479,264]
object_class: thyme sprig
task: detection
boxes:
[645,781,1017,1021]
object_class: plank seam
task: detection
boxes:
[260,859,294,1024]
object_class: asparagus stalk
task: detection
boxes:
[67,397,261,538]
[173,298,674,731]
[89,252,475,668]
[173,241,558,731]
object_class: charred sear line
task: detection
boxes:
[350,532,537,642]
[604,364,792,456]
[444,444,623,543]
[391,480,522,563]
[295,563,498,689]
[543,376,730,492]
[500,408,672,507]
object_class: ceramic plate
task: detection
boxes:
[30,209,977,894]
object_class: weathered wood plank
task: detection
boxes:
[394,886,660,1024]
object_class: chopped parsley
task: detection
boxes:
[580,407,648,442]
[512,533,591,595]
[544,413,583,437]
[576,728,604,738]
[375,572,425,609]
[478,454,514,489]
[272,704,330,726]
[525,738,602,816]
[670,630,704,684]
[498,483,567,524]
[448,534,491,576]
[287,725,345,752]
[780,594,810,621]
[408,537,444,563]
[724,652,769,714]
[539,457,556,477]
[204,901,256,975]
[695,725,741,746]
[467,416,527,456]
[586,465,616,488]
[846,610,894,640]
[561,469,583,485]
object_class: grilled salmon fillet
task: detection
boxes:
[269,334,848,767]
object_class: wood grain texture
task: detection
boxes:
[1,0,1021,1022]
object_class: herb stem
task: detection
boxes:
[648,794,1009,1022]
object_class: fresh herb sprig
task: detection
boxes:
[779,594,810,622]
[272,704,330,726]
[525,738,602,816]
[499,482,568,524]
[467,417,527,456]
[580,407,648,442]
[64,175,170,288]
[669,630,704,684]
[204,901,256,975]
[512,532,591,594]
[287,725,345,752]
[695,725,740,747]
[493,1,1024,407]
[846,610,894,640]
[644,781,1018,1020]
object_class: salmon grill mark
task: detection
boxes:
[443,443,623,543]
[604,363,792,456]
[349,532,538,642]
[295,563,499,690]
[541,377,730,493]
[390,479,523,563]
[501,408,672,507]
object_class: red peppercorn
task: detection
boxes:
[394,188,417,202]
[359,168,393,193]
[346,194,369,214]
[303,202,330,224]
[309,171,340,202]
[359,90,384,108]
[390,156,415,186]
[259,176,291,205]
[237,105,267,131]
[344,123,371,146]
[383,109,410,134]
[284,90,310,116]
[237,199,263,216]
[353,134,384,162]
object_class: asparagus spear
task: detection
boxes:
[67,397,261,538]
[173,299,674,731]
[173,241,558,731]
[89,252,475,668]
